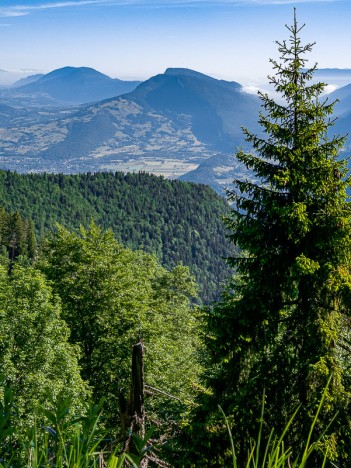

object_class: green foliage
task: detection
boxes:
[0,394,126,467]
[39,223,203,429]
[0,381,339,467]
[0,263,88,464]
[0,170,234,303]
[186,11,351,465]
[0,222,203,463]
[0,390,334,467]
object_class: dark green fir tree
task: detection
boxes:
[185,10,351,466]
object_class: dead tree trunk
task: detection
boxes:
[120,336,171,468]
[130,337,145,440]
[122,336,147,466]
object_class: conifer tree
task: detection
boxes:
[191,11,351,464]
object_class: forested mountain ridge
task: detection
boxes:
[0,170,234,302]
[3,11,351,466]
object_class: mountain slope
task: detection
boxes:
[127,68,260,151]
[11,74,44,87]
[0,170,234,303]
[0,68,262,192]
[0,68,260,168]
[0,66,141,106]
[329,82,351,116]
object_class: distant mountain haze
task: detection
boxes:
[0,66,142,106]
[126,68,260,151]
[313,68,351,88]
[11,74,45,87]
[32,68,261,178]
[0,69,22,86]
[1,66,351,194]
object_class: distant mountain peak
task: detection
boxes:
[7,66,142,106]
[36,66,109,83]
[165,68,211,78]
[164,68,241,90]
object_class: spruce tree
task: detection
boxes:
[190,11,351,464]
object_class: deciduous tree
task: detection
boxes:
[0,263,88,449]
[40,223,203,430]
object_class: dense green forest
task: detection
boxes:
[0,170,233,303]
[2,11,351,467]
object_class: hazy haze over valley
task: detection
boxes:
[1,65,351,194]
[1,0,351,194]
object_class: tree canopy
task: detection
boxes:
[0,261,88,463]
[39,223,203,429]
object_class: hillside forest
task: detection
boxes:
[2,11,351,467]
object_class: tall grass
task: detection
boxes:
[0,396,136,468]
[0,418,137,467]
[0,382,339,467]
[219,377,337,468]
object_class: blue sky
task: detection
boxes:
[0,0,350,85]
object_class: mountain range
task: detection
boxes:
[0,66,262,192]
[0,66,141,107]
[313,68,351,88]
[39,68,261,162]
[0,66,351,194]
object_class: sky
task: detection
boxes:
[0,0,350,86]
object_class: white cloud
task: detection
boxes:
[0,10,28,17]
[323,84,338,94]
[0,0,340,17]
[0,1,110,17]
[241,85,261,95]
